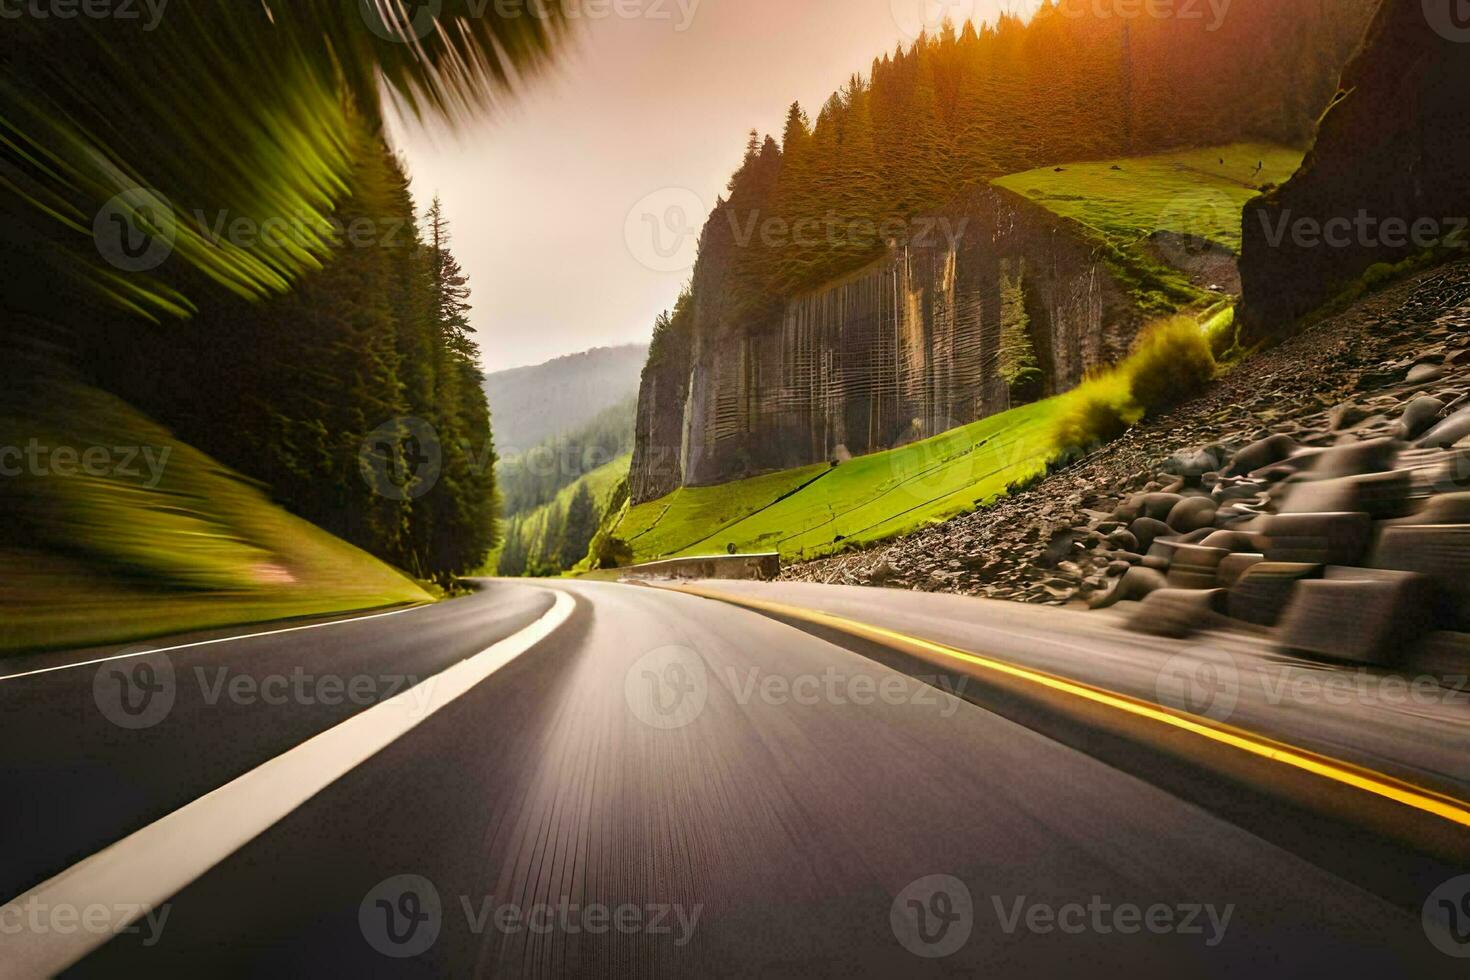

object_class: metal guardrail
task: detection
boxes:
[613,553,781,583]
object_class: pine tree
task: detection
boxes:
[559,481,601,569]
[426,196,478,361]
[535,502,566,576]
[998,265,1042,403]
[498,517,529,577]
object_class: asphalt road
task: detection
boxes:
[4,580,1464,976]
[678,580,1470,798]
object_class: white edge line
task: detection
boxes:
[0,604,435,683]
[0,589,576,978]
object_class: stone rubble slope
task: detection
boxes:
[783,259,1470,675]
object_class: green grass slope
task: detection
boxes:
[0,382,432,654]
[994,142,1304,252]
[486,453,632,573]
[613,398,1059,565]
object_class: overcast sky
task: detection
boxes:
[390,0,1042,373]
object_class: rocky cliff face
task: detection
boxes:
[630,187,1145,502]
[1239,0,1470,343]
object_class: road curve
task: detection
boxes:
[38,579,1456,977]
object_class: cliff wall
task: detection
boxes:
[630,186,1145,502]
[1239,0,1470,342]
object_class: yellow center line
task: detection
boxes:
[663,583,1470,831]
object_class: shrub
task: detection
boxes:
[1202,306,1238,360]
[1127,315,1216,414]
[1048,371,1140,457]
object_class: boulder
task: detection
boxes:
[1263,512,1373,566]
[1089,566,1168,609]
[1399,396,1446,439]
[1277,569,1433,665]
[1217,553,1266,588]
[1160,447,1227,485]
[1228,562,1323,626]
[1311,437,1398,478]
[1225,434,1297,476]
[1198,530,1261,553]
[1373,524,1470,628]
[1417,407,1470,449]
[1406,363,1445,385]
[1125,589,1228,638]
[1328,402,1371,431]
[1395,492,1470,526]
[1141,492,1184,521]
[1167,497,1218,534]
[1111,495,1146,523]
[1128,517,1175,552]
[1279,471,1413,520]
[1431,448,1470,493]
[1166,544,1230,590]
[1277,478,1358,515]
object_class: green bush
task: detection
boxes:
[1127,315,1217,414]
[1048,372,1140,456]
[1202,306,1238,360]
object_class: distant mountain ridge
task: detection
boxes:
[484,343,648,454]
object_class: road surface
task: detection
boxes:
[1,580,1464,976]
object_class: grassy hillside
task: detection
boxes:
[498,392,637,521]
[1,382,431,654]
[994,143,1304,252]
[488,454,632,574]
[611,398,1059,565]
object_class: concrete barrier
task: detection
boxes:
[615,553,781,583]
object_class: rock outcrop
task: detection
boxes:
[631,186,1145,503]
[1239,0,1470,343]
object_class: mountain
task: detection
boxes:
[484,344,648,455]
[628,0,1376,503]
[498,393,637,520]
[1239,0,1470,341]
